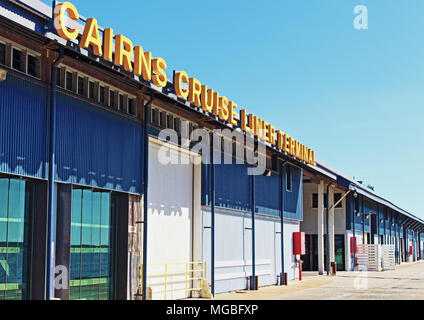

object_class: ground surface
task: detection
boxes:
[211,261,424,300]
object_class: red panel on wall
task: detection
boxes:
[350,237,358,254]
[293,232,305,255]
[410,245,413,255]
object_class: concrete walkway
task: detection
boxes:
[211,261,424,300]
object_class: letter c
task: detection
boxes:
[54,2,80,40]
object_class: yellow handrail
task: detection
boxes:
[140,261,206,300]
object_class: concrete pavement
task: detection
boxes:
[211,261,424,300]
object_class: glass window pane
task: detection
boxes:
[90,192,101,298]
[99,192,111,300]
[27,55,40,78]
[128,99,135,115]
[100,86,105,104]
[109,91,115,108]
[6,180,26,300]
[2,179,30,300]
[70,189,82,300]
[78,77,84,95]
[0,43,5,65]
[70,188,112,300]
[0,179,9,300]
[89,82,95,100]
[80,189,95,300]
[66,72,73,91]
[12,49,23,72]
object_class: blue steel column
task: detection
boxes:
[279,162,285,285]
[389,211,392,245]
[352,192,356,270]
[210,133,216,296]
[46,47,64,300]
[395,214,398,262]
[362,197,365,244]
[251,171,256,290]
[142,97,153,300]
[398,219,401,263]
[377,204,380,244]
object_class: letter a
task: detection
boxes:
[353,5,368,30]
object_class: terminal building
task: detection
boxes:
[0,0,423,300]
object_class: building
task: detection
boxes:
[0,0,423,300]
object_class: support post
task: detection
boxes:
[142,97,154,300]
[376,204,380,244]
[329,186,335,266]
[352,191,357,271]
[317,180,324,275]
[325,184,330,275]
[46,47,64,299]
[279,162,286,285]
[210,133,215,296]
[362,197,365,244]
[251,173,256,290]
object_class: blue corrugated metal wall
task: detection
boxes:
[0,75,47,179]
[201,161,303,220]
[55,94,142,194]
[378,205,385,235]
[255,173,279,216]
[202,159,251,212]
[283,165,303,220]
[346,194,366,231]
[362,198,374,233]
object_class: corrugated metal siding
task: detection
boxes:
[346,193,364,231]
[362,198,375,233]
[215,161,251,212]
[55,94,142,194]
[0,0,47,34]
[283,165,303,220]
[202,162,303,220]
[0,75,47,179]
[378,205,385,235]
[255,173,279,217]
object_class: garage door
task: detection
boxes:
[147,140,195,300]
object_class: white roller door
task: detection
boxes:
[147,139,198,300]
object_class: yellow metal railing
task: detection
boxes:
[140,261,206,300]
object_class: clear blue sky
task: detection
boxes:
[44,0,424,219]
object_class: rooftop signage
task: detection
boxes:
[53,1,316,166]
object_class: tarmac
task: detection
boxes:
[211,260,424,300]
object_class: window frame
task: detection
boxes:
[286,165,292,192]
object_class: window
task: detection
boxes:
[27,54,40,78]
[159,111,165,127]
[0,43,6,65]
[119,94,124,111]
[77,76,84,95]
[55,67,61,87]
[167,114,173,129]
[151,108,157,124]
[70,188,113,300]
[109,90,115,108]
[12,48,23,72]
[174,117,180,133]
[66,71,73,91]
[89,81,95,100]
[312,193,342,208]
[0,178,33,300]
[99,86,105,104]
[334,193,343,208]
[286,166,292,191]
[128,98,135,115]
